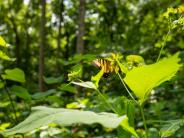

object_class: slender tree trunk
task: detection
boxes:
[76,0,85,54]
[25,27,30,75]
[24,1,31,76]
[76,0,86,94]
[11,18,21,67]
[57,0,64,53]
[56,0,64,73]
[64,31,70,59]
[39,0,46,92]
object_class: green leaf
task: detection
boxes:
[65,54,96,65]
[0,36,6,47]
[160,119,184,138]
[126,55,144,63]
[0,51,13,61]
[31,89,57,100]
[2,68,25,83]
[66,99,89,109]
[43,76,63,84]
[68,64,83,81]
[59,84,77,93]
[91,68,104,88]
[120,116,139,138]
[117,60,129,73]
[0,80,4,89]
[72,81,96,89]
[10,85,31,101]
[124,53,181,104]
[1,106,128,136]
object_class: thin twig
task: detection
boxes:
[156,18,172,62]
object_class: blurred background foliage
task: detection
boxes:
[0,0,184,137]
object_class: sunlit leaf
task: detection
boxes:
[66,99,89,109]
[0,123,11,131]
[124,53,181,104]
[91,68,104,88]
[72,81,96,89]
[0,51,13,61]
[2,68,25,83]
[120,116,139,138]
[117,60,129,73]
[1,106,129,136]
[0,36,6,47]
[177,5,184,13]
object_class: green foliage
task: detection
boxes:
[31,89,57,100]
[10,85,31,101]
[68,64,83,81]
[91,68,104,88]
[0,1,184,138]
[59,83,77,93]
[43,76,63,84]
[0,51,12,61]
[2,68,25,83]
[0,80,4,89]
[0,36,7,47]
[124,53,181,104]
[66,98,89,109]
[72,81,96,89]
[0,36,14,61]
[1,106,130,137]
[160,119,184,137]
[120,117,138,138]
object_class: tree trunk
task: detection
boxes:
[11,17,21,67]
[24,1,31,76]
[39,0,46,92]
[76,0,85,54]
[57,0,64,54]
[56,0,64,74]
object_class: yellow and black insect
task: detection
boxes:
[92,59,119,78]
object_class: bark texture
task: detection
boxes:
[39,0,46,91]
[76,0,85,54]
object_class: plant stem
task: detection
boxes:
[156,18,171,62]
[96,89,118,114]
[117,72,138,105]
[140,105,148,138]
[5,86,18,122]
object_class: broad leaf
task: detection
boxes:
[32,89,57,100]
[11,85,31,101]
[160,119,184,138]
[120,116,139,138]
[72,81,96,89]
[2,68,25,83]
[59,83,77,93]
[124,53,181,104]
[43,76,63,84]
[1,106,134,137]
[91,68,104,88]
[0,36,6,47]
